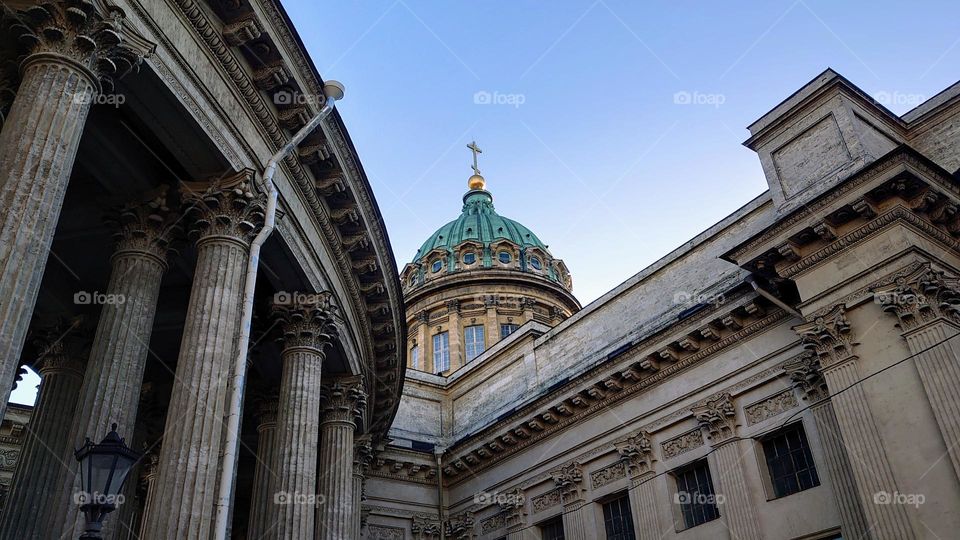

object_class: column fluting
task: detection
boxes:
[316,377,365,540]
[140,175,265,539]
[247,399,279,539]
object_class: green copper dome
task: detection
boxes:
[413,189,548,261]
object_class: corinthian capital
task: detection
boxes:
[271,291,337,354]
[320,376,366,425]
[783,352,828,402]
[614,430,656,477]
[692,393,738,443]
[550,462,584,505]
[873,263,960,331]
[181,170,266,246]
[31,316,87,377]
[10,0,154,88]
[792,305,855,368]
[107,186,179,266]
[353,435,374,475]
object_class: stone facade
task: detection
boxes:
[364,70,960,540]
[0,0,404,538]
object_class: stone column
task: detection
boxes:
[136,451,161,540]
[316,376,365,540]
[351,436,373,539]
[692,393,761,540]
[875,266,960,479]
[794,306,916,538]
[270,294,336,539]
[0,321,85,537]
[0,1,147,419]
[54,190,177,538]
[614,431,661,540]
[551,462,590,540]
[140,174,266,539]
[784,353,869,539]
[247,398,279,539]
[447,300,462,370]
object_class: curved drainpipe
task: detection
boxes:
[213,81,345,540]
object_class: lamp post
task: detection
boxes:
[74,423,141,540]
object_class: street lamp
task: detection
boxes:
[74,423,141,540]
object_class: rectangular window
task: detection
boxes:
[762,423,820,498]
[540,518,565,540]
[500,323,519,338]
[674,460,719,529]
[602,493,635,540]
[464,325,485,361]
[433,332,449,372]
[410,345,419,370]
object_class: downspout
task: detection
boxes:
[744,275,801,318]
[435,448,445,540]
[213,80,345,540]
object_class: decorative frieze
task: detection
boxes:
[479,512,506,534]
[531,488,561,513]
[661,428,704,459]
[744,389,798,425]
[692,393,738,443]
[590,460,627,489]
[367,525,404,539]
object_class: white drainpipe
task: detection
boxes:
[213,80,345,540]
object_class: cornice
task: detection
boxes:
[165,0,405,439]
[440,302,790,484]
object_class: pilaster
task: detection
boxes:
[615,431,660,540]
[352,436,373,539]
[551,462,591,540]
[692,393,761,540]
[447,300,462,370]
[794,305,916,538]
[874,264,960,480]
[784,353,869,539]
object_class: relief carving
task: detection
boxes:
[745,389,798,425]
[661,429,704,459]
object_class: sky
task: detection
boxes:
[10,0,960,406]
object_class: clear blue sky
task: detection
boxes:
[10,0,960,405]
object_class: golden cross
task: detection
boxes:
[467,140,482,175]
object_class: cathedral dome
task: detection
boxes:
[408,187,571,290]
